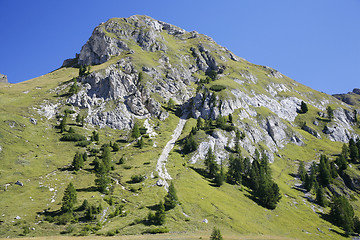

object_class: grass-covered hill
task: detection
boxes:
[1,15,360,239]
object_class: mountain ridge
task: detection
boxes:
[0,15,360,239]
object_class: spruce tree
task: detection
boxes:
[318,155,331,186]
[131,122,140,139]
[227,154,243,185]
[164,182,178,210]
[196,117,203,130]
[298,161,307,181]
[154,201,166,225]
[336,154,347,171]
[316,186,327,207]
[204,147,218,177]
[61,182,77,212]
[342,143,349,159]
[327,106,334,120]
[349,138,359,163]
[330,196,354,235]
[300,101,308,113]
[95,173,111,194]
[210,227,223,240]
[72,152,84,171]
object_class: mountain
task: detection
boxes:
[0,15,360,239]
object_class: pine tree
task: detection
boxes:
[327,106,334,120]
[72,152,84,171]
[316,186,328,207]
[95,173,110,194]
[228,114,233,123]
[330,196,354,235]
[164,182,178,210]
[61,182,77,212]
[318,155,331,186]
[210,227,223,240]
[336,154,347,171]
[298,161,307,181]
[342,143,349,159]
[204,147,218,177]
[227,154,243,185]
[131,122,140,139]
[196,117,203,130]
[154,201,166,225]
[349,139,359,163]
[300,101,308,113]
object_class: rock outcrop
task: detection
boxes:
[55,15,360,162]
[0,73,8,83]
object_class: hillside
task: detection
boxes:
[1,15,360,239]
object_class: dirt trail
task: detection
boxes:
[156,115,187,191]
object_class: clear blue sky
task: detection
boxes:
[0,0,359,94]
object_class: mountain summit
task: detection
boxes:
[0,15,360,239]
[62,15,357,162]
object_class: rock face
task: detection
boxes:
[0,73,8,83]
[57,15,360,162]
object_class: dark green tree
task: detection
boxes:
[204,147,218,177]
[342,143,349,159]
[183,134,198,153]
[228,114,233,123]
[330,195,354,235]
[91,130,99,142]
[59,116,67,133]
[300,101,308,113]
[349,138,359,163]
[131,122,140,139]
[196,117,203,130]
[227,154,243,185]
[148,201,166,225]
[61,182,77,212]
[137,136,144,149]
[298,161,307,181]
[72,152,84,171]
[336,154,347,171]
[318,155,331,186]
[68,78,79,95]
[95,173,111,194]
[164,181,178,210]
[111,142,119,152]
[327,106,334,120]
[315,186,328,207]
[210,227,223,240]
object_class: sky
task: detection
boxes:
[0,0,359,94]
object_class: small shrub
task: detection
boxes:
[60,133,86,142]
[210,85,226,92]
[76,141,91,147]
[145,227,169,234]
[131,175,145,183]
[123,165,132,170]
[106,230,116,236]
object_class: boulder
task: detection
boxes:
[15,181,23,186]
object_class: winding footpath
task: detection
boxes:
[156,115,187,191]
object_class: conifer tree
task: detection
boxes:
[204,147,218,177]
[336,154,347,171]
[164,182,178,210]
[210,227,223,240]
[227,154,243,185]
[342,143,349,159]
[61,182,77,212]
[72,152,84,171]
[330,195,354,235]
[131,122,140,139]
[316,186,328,207]
[196,117,203,130]
[318,154,331,186]
[327,106,334,120]
[300,101,308,113]
[298,161,307,181]
[349,138,359,163]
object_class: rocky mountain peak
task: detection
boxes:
[58,15,360,164]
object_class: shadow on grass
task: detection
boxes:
[316,117,331,123]
[76,186,98,192]
[319,213,348,237]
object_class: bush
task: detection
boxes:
[145,227,169,234]
[77,141,91,147]
[60,133,86,142]
[210,85,226,92]
[131,175,145,183]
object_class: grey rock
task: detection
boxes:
[30,118,37,125]
[353,88,360,95]
[302,124,321,139]
[15,216,21,220]
[0,73,8,83]
[15,181,23,186]
[313,121,319,126]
